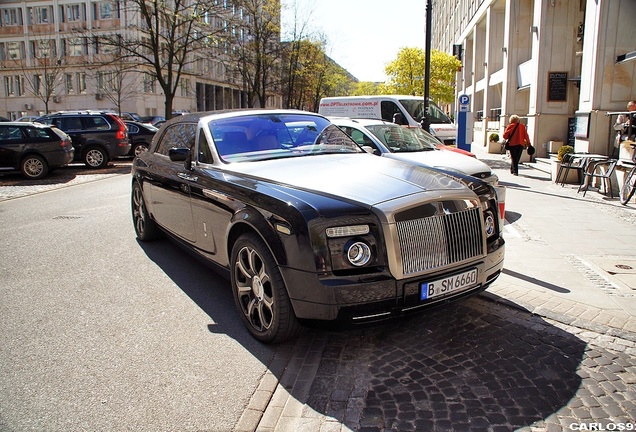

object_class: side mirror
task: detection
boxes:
[168,147,190,162]
[361,145,377,155]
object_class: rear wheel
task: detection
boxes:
[132,143,149,157]
[83,146,108,169]
[131,181,159,241]
[21,155,48,179]
[231,233,301,343]
[620,167,636,205]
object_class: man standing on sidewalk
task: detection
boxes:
[503,114,531,175]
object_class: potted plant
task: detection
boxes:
[557,145,574,161]
[552,145,577,183]
[487,132,501,153]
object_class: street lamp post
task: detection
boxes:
[422,0,432,132]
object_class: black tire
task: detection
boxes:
[231,233,301,343]
[83,146,109,169]
[20,155,49,179]
[131,181,159,241]
[620,168,636,205]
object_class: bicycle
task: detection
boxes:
[619,142,636,205]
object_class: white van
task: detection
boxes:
[318,95,457,145]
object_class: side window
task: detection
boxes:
[380,101,404,123]
[25,127,51,139]
[0,126,10,141]
[60,116,83,131]
[83,116,110,131]
[155,122,197,157]
[197,132,213,164]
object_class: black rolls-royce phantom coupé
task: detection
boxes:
[131,110,505,343]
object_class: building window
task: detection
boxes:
[28,6,53,25]
[78,72,86,94]
[97,2,114,20]
[97,71,115,93]
[1,8,23,27]
[6,42,22,60]
[36,40,56,59]
[143,73,155,94]
[34,75,42,95]
[180,79,190,97]
[66,73,75,94]
[4,75,24,97]
[65,4,83,22]
[67,37,85,56]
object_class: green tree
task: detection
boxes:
[384,47,460,104]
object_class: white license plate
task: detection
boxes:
[420,268,478,301]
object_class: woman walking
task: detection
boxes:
[503,115,531,176]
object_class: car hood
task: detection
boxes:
[383,150,492,176]
[222,153,472,207]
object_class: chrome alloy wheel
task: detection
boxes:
[22,156,47,179]
[234,245,274,333]
[85,148,106,168]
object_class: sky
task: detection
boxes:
[280,0,427,83]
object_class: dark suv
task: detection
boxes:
[0,122,74,179]
[36,111,130,168]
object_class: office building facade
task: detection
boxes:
[432,0,636,157]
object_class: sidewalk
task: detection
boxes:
[475,143,636,341]
[237,143,636,432]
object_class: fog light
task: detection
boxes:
[346,241,372,267]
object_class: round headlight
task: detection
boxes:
[484,212,495,237]
[346,241,372,267]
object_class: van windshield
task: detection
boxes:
[399,99,452,125]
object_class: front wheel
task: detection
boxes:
[620,167,636,205]
[231,233,301,343]
[21,155,48,179]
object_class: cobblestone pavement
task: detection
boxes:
[0,160,132,201]
[240,297,636,432]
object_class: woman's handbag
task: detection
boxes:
[526,144,536,155]
[502,122,520,151]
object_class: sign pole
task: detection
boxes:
[457,94,470,152]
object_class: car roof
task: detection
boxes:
[42,110,115,116]
[0,121,51,128]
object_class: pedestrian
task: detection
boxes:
[614,100,636,147]
[503,115,530,176]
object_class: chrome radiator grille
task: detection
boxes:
[396,207,484,275]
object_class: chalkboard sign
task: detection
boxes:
[567,117,576,146]
[547,72,568,101]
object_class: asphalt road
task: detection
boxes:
[0,171,275,431]
[2,162,635,431]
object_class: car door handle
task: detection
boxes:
[178,173,198,182]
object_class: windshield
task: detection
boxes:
[365,124,437,153]
[400,99,452,124]
[209,114,362,162]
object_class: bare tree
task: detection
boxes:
[94,0,225,119]
[228,0,282,108]
[88,58,139,115]
[20,33,64,114]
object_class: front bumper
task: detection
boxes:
[281,241,505,322]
